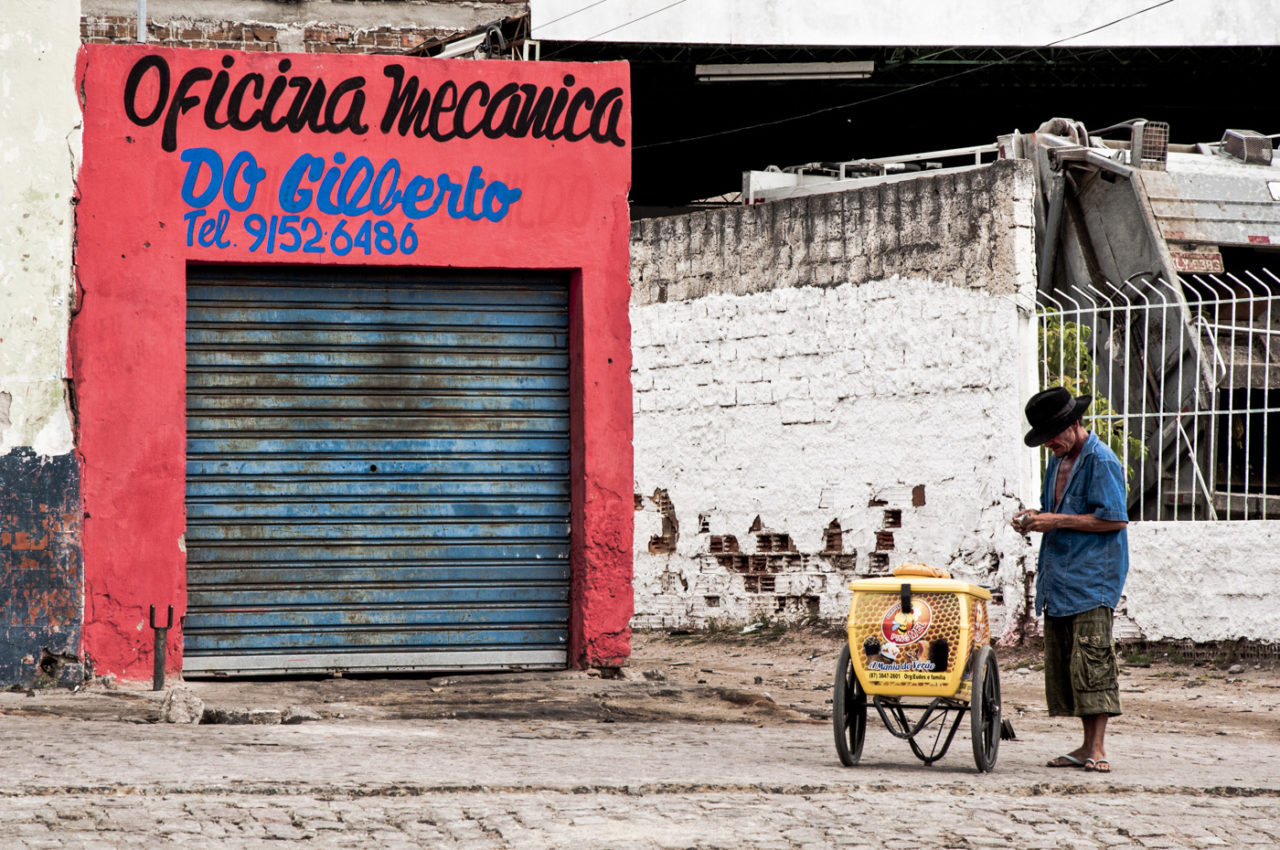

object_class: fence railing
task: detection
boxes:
[1036,271,1280,521]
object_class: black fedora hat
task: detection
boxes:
[1024,387,1092,447]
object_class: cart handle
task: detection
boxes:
[900,583,912,614]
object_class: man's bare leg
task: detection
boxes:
[1082,714,1109,771]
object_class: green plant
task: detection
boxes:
[1151,669,1187,679]
[1039,312,1147,484]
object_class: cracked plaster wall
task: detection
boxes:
[630,162,1040,639]
[1,1,81,458]
[0,1,84,687]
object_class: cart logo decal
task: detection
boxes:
[867,601,937,671]
[881,601,931,646]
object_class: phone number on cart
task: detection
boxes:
[184,210,420,256]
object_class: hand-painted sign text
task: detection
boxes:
[124,55,627,153]
[179,148,522,255]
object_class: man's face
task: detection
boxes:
[1044,422,1083,458]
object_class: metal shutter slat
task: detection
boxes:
[183,267,570,676]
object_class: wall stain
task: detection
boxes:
[0,449,83,687]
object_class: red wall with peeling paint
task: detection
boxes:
[73,45,633,681]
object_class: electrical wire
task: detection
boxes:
[634,0,1180,151]
[543,0,691,59]
[535,0,621,34]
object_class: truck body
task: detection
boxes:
[743,120,1280,520]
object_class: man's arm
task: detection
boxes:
[1020,511,1126,534]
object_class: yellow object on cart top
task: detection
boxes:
[849,563,991,600]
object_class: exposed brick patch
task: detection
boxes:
[774,595,819,618]
[823,519,843,553]
[883,509,902,529]
[875,531,895,551]
[821,553,858,572]
[755,532,795,553]
[659,570,687,593]
[708,535,739,554]
[647,489,678,554]
[715,553,749,572]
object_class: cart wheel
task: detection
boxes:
[970,645,1001,772]
[833,644,867,766]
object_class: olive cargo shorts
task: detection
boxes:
[1043,606,1122,718]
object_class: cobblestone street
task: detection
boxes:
[2,632,1278,848]
[2,711,1278,849]
[3,785,1276,849]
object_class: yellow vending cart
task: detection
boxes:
[832,564,1003,772]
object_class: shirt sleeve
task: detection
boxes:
[1086,452,1129,522]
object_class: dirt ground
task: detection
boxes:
[629,626,1280,737]
[4,626,1278,739]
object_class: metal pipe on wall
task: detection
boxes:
[137,0,146,43]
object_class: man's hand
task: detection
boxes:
[1011,509,1037,534]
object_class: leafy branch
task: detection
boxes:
[1039,312,1146,485]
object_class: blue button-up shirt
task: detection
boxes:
[1035,431,1129,617]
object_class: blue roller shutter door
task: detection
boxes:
[183,267,570,675]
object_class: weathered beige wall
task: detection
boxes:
[0,0,81,456]
[631,161,1035,306]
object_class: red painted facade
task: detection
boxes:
[73,45,633,681]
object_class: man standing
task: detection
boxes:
[1012,387,1129,774]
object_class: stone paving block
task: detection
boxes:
[442,819,488,840]
[18,840,64,850]
[156,819,203,835]
[198,820,231,838]
[452,840,501,850]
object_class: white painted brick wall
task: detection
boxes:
[1124,522,1280,641]
[631,158,1280,646]
[630,163,1040,638]
[632,277,1035,635]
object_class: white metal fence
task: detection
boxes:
[1036,272,1280,521]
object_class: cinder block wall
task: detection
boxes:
[629,160,1040,637]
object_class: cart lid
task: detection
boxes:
[848,576,992,599]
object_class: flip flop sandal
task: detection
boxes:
[1046,754,1086,768]
[1084,758,1112,773]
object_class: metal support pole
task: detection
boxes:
[150,605,173,691]
[137,0,147,43]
